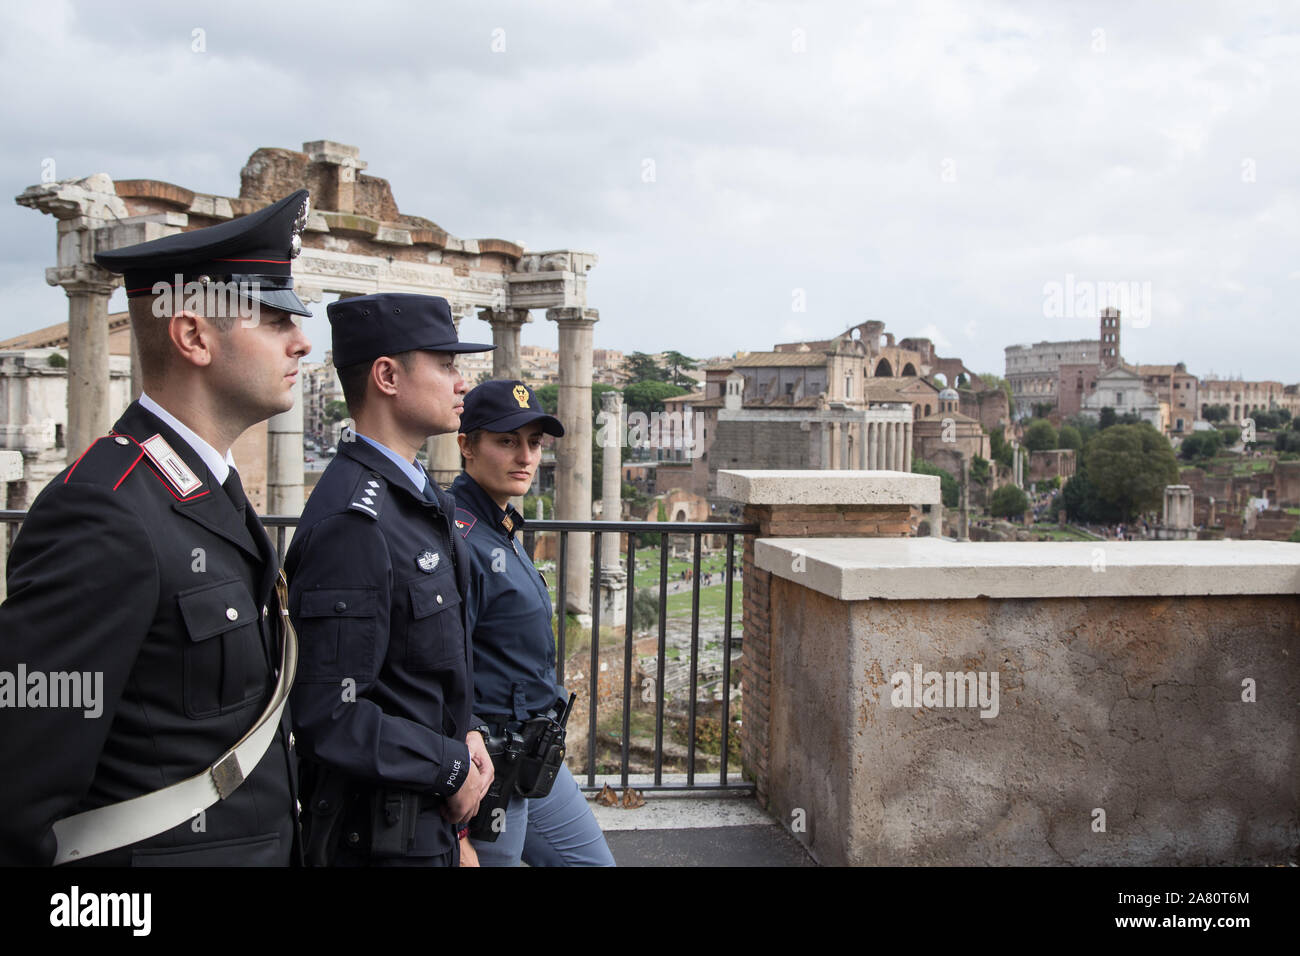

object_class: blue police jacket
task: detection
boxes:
[450,473,564,723]
[286,438,474,858]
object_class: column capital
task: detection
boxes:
[546,306,599,325]
[46,263,118,296]
[480,307,532,327]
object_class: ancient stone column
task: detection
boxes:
[904,421,913,472]
[600,390,624,568]
[58,266,118,462]
[598,390,627,624]
[483,308,530,381]
[875,421,885,471]
[267,374,305,519]
[426,310,467,486]
[16,175,128,462]
[548,306,598,617]
[959,455,971,540]
[821,421,832,469]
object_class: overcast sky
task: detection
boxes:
[1,0,1296,383]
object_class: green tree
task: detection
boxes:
[1098,407,1117,430]
[912,458,958,508]
[660,351,699,388]
[978,373,1015,409]
[990,483,1030,519]
[970,456,991,485]
[1085,423,1180,522]
[46,352,68,368]
[622,352,668,384]
[631,588,659,633]
[989,427,1013,469]
[1031,402,1054,420]
[1023,419,1059,452]
[325,400,349,423]
[1058,425,1082,451]
[1218,424,1241,446]
[623,381,690,416]
[1179,432,1221,460]
[534,384,558,413]
[1063,414,1098,446]
[1203,404,1230,423]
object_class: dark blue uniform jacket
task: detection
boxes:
[286,438,473,858]
[449,473,563,724]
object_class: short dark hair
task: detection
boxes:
[337,351,415,415]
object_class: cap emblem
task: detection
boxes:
[512,384,531,409]
[289,195,310,259]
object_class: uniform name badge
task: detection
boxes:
[140,434,203,496]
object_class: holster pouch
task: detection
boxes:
[300,760,356,867]
[367,789,421,859]
[468,728,525,843]
[513,713,567,800]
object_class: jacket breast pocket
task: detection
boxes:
[177,578,265,719]
[295,587,379,684]
[405,574,463,672]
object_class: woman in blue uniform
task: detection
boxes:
[451,379,615,867]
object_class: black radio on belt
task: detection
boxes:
[469,694,575,842]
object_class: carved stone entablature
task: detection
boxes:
[516,250,597,275]
[508,272,586,309]
[16,174,128,222]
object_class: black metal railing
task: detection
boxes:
[2,510,757,794]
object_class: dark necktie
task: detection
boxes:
[223,469,248,518]
[422,474,439,503]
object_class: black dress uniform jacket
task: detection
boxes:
[285,437,474,861]
[0,401,297,866]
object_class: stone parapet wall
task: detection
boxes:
[763,582,1298,865]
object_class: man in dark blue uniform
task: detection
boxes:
[0,190,312,865]
[286,293,494,866]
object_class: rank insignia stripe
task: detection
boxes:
[139,434,203,497]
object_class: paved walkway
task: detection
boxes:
[586,775,817,867]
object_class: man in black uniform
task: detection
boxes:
[0,190,312,865]
[286,293,494,866]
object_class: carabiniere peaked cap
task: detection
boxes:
[327,293,495,368]
[94,189,313,317]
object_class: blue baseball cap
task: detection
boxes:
[460,380,564,436]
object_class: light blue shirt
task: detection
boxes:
[353,432,428,496]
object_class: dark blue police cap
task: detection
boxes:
[460,380,564,437]
[327,292,494,369]
[94,189,313,317]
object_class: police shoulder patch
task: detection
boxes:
[453,507,477,539]
[347,471,386,519]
